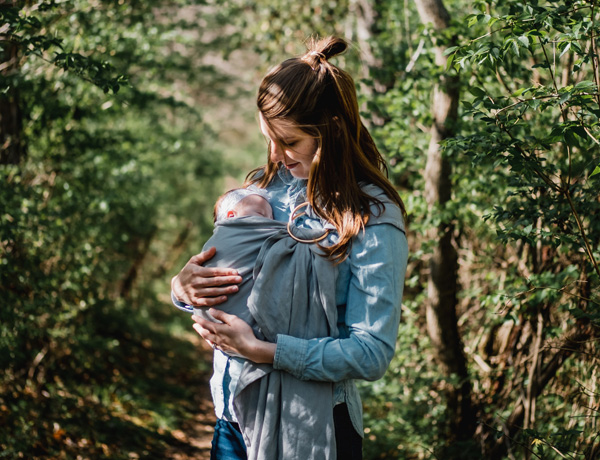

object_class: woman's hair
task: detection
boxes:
[247,36,406,262]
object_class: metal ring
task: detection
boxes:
[289,201,310,222]
[287,202,330,244]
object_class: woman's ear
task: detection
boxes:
[227,210,236,218]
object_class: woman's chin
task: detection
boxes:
[287,167,308,179]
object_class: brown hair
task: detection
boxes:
[247,36,406,262]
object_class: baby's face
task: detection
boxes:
[233,195,273,219]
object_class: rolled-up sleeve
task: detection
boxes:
[171,291,194,313]
[273,223,408,382]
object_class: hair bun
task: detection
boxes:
[313,36,348,60]
[303,36,348,68]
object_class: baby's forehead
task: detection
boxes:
[236,193,271,207]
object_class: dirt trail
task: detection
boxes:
[166,337,216,460]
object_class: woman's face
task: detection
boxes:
[259,113,317,180]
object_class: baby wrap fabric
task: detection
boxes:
[233,223,339,460]
[197,217,285,332]
[200,215,339,459]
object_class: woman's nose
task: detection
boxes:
[270,142,284,163]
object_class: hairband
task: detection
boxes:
[309,50,326,60]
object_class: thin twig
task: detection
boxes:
[582,125,600,145]
[590,1,600,107]
[405,38,425,73]
[502,284,600,307]
[538,36,569,123]
[564,188,600,279]
[496,122,561,191]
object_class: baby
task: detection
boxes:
[192,188,275,327]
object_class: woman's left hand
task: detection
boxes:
[192,309,276,364]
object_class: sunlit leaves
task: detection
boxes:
[2,1,229,457]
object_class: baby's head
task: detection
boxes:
[214,188,273,222]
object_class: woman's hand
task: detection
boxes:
[192,309,276,364]
[171,247,243,307]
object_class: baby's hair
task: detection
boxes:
[213,190,233,222]
[213,188,270,222]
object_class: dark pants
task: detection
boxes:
[210,403,363,459]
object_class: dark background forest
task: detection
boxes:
[1,1,599,459]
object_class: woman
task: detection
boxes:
[171,36,408,460]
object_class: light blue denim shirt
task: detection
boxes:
[173,166,408,436]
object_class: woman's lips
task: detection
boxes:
[285,162,299,169]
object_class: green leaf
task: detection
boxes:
[443,46,459,56]
[512,87,527,97]
[469,86,486,98]
[559,91,572,104]
[564,129,578,147]
[558,42,571,59]
[590,165,600,178]
[511,39,520,56]
[574,80,595,91]
[530,98,541,110]
[445,52,456,71]
[517,35,530,48]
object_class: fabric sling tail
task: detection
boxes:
[234,226,339,460]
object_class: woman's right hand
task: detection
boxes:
[171,247,243,307]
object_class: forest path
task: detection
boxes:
[162,332,216,460]
[0,301,218,460]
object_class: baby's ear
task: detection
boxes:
[227,210,236,218]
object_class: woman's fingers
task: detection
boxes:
[192,322,219,348]
[207,308,237,324]
[190,295,228,308]
[189,284,240,308]
[192,317,232,353]
[189,248,240,280]
[192,315,230,337]
[188,246,216,265]
[191,312,254,357]
[191,271,242,288]
[171,247,242,305]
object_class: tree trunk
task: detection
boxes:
[0,1,26,165]
[352,0,389,92]
[414,0,476,455]
[351,0,394,125]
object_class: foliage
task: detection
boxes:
[0,1,248,457]
[447,5,600,457]
[361,0,600,458]
[3,0,600,459]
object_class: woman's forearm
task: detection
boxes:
[243,339,277,364]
